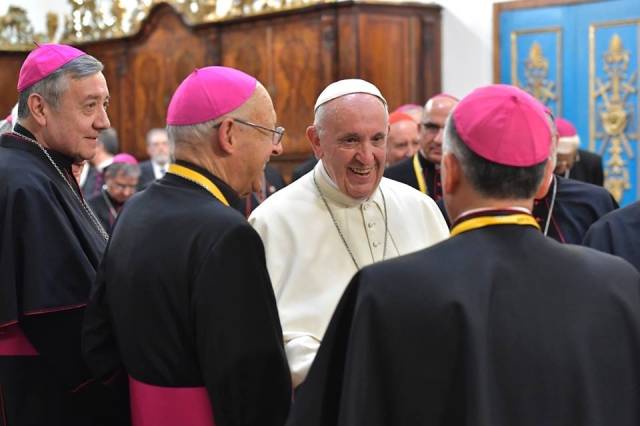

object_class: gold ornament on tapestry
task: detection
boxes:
[522,41,557,107]
[592,34,637,202]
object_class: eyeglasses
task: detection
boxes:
[214,117,285,146]
[420,122,444,134]
[109,182,137,191]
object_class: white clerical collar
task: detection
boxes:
[314,160,383,209]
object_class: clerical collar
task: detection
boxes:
[451,208,539,236]
[314,160,383,208]
[173,160,239,206]
[13,123,75,173]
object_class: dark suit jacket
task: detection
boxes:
[565,149,604,186]
[291,156,318,182]
[137,160,156,190]
[533,176,618,244]
[584,200,640,271]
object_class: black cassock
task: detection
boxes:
[0,130,125,425]
[87,189,123,235]
[564,149,604,187]
[83,160,291,426]
[533,175,618,244]
[385,153,442,201]
[583,201,640,272]
[288,212,640,426]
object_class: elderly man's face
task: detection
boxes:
[235,86,283,196]
[419,97,457,164]
[387,119,419,166]
[147,131,171,165]
[311,94,387,199]
[42,72,110,162]
[106,170,138,204]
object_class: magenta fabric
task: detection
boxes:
[0,323,39,356]
[129,376,215,426]
[453,84,551,167]
[166,66,257,126]
[556,117,577,137]
[112,153,138,165]
[18,43,86,92]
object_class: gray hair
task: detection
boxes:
[443,114,548,199]
[17,54,104,120]
[166,118,218,150]
[99,127,119,155]
[105,162,141,179]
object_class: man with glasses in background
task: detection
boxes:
[249,79,449,389]
[385,94,459,203]
[83,66,291,426]
[87,152,140,235]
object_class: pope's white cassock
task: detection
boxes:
[249,160,449,387]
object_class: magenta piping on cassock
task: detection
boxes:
[0,324,39,356]
[129,376,215,426]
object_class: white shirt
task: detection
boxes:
[153,161,168,179]
[249,160,449,387]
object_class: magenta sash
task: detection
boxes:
[0,324,39,356]
[129,376,215,426]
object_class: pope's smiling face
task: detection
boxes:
[309,94,388,200]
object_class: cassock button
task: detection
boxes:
[368,222,375,228]
[372,241,380,248]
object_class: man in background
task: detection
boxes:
[386,110,419,167]
[138,127,172,189]
[87,153,140,235]
[554,117,604,186]
[80,127,118,197]
[385,94,458,201]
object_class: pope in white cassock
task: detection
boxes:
[249,79,449,387]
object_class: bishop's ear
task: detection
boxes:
[215,118,235,155]
[534,158,555,200]
[442,152,461,195]
[27,94,47,127]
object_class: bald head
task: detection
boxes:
[419,95,459,164]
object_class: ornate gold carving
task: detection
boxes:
[46,12,59,42]
[0,6,35,47]
[510,28,562,115]
[1,0,343,49]
[522,41,556,106]
[591,33,637,202]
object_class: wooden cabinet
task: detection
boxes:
[0,1,441,179]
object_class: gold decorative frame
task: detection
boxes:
[589,18,639,201]
[510,26,563,115]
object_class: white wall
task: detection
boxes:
[3,0,514,98]
[436,0,514,99]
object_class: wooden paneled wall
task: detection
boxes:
[0,1,441,180]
